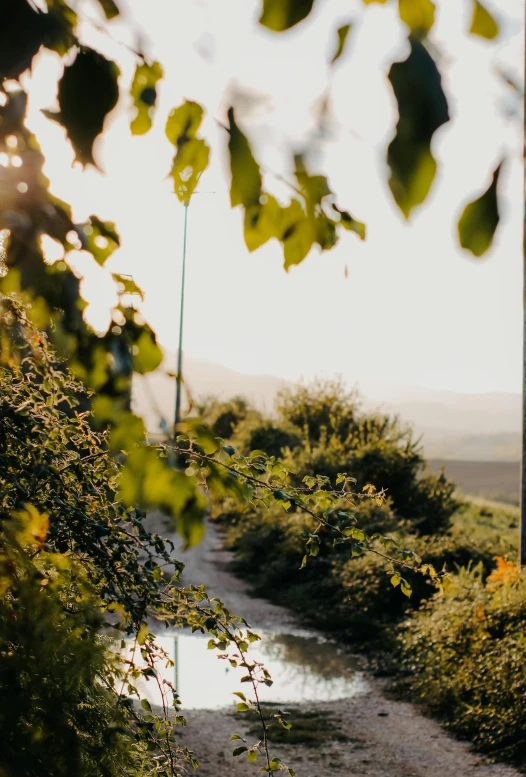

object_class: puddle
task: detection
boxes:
[125,630,366,710]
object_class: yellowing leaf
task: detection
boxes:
[228,108,262,208]
[130,60,163,136]
[470,1,499,40]
[260,0,315,31]
[457,162,502,257]
[398,0,435,36]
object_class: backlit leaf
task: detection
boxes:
[398,0,435,36]
[132,330,163,374]
[137,623,148,645]
[166,101,204,144]
[244,195,281,252]
[95,0,120,19]
[169,138,210,203]
[228,108,262,208]
[43,48,120,168]
[333,206,366,239]
[280,201,313,271]
[260,0,315,31]
[331,24,352,65]
[79,216,120,265]
[387,38,449,217]
[457,162,502,257]
[166,101,210,202]
[130,61,163,135]
[470,1,499,40]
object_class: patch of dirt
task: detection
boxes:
[147,513,521,777]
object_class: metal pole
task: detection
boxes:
[521,13,526,569]
[174,201,189,433]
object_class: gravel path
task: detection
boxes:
[147,513,521,777]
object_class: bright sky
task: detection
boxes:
[23,0,524,395]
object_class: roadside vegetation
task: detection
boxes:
[204,383,526,770]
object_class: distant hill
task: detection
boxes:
[133,352,521,462]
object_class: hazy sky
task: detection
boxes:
[24,0,524,395]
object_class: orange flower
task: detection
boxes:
[486,556,519,590]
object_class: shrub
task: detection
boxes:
[396,567,526,768]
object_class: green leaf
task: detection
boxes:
[137,623,148,645]
[228,108,262,209]
[398,0,435,36]
[166,101,210,202]
[457,162,502,257]
[132,330,163,375]
[130,61,163,135]
[260,0,315,31]
[362,0,388,4]
[236,702,249,712]
[387,38,449,217]
[43,47,120,168]
[79,216,120,266]
[333,206,366,239]
[400,580,412,597]
[230,734,243,741]
[244,195,281,252]
[233,746,248,757]
[470,1,499,39]
[166,101,204,144]
[95,0,120,19]
[280,200,314,270]
[248,750,258,763]
[331,24,352,65]
[112,273,144,300]
[169,138,210,203]
[141,698,152,712]
[390,574,401,588]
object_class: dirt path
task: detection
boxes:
[148,513,520,777]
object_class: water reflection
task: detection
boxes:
[127,630,366,710]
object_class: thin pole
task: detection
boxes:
[174,201,189,432]
[521,13,526,569]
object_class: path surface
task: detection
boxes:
[147,513,520,777]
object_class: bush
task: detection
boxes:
[396,567,526,768]
[219,495,516,649]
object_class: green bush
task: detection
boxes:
[224,380,459,535]
[396,567,526,768]
[0,542,140,777]
[221,498,507,648]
